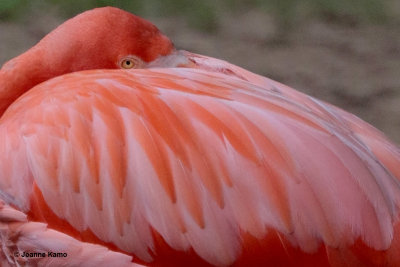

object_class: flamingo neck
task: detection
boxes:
[0,47,55,116]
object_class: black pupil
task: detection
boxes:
[126,60,131,65]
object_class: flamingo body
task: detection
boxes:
[1,7,400,267]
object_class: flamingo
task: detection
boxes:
[0,6,400,267]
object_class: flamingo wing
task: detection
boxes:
[188,51,400,180]
[0,63,400,266]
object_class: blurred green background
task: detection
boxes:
[1,0,400,143]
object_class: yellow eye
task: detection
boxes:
[121,59,134,69]
[119,56,143,69]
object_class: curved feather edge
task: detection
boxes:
[0,200,140,267]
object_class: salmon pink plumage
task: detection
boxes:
[0,6,400,267]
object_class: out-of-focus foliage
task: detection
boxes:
[228,0,390,21]
[308,0,388,22]
[227,0,392,35]
[0,0,27,20]
[0,0,396,33]
[0,0,218,31]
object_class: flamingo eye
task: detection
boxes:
[119,56,143,69]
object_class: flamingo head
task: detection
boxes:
[0,7,175,115]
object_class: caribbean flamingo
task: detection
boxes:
[1,7,400,267]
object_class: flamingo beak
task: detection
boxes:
[147,50,195,69]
